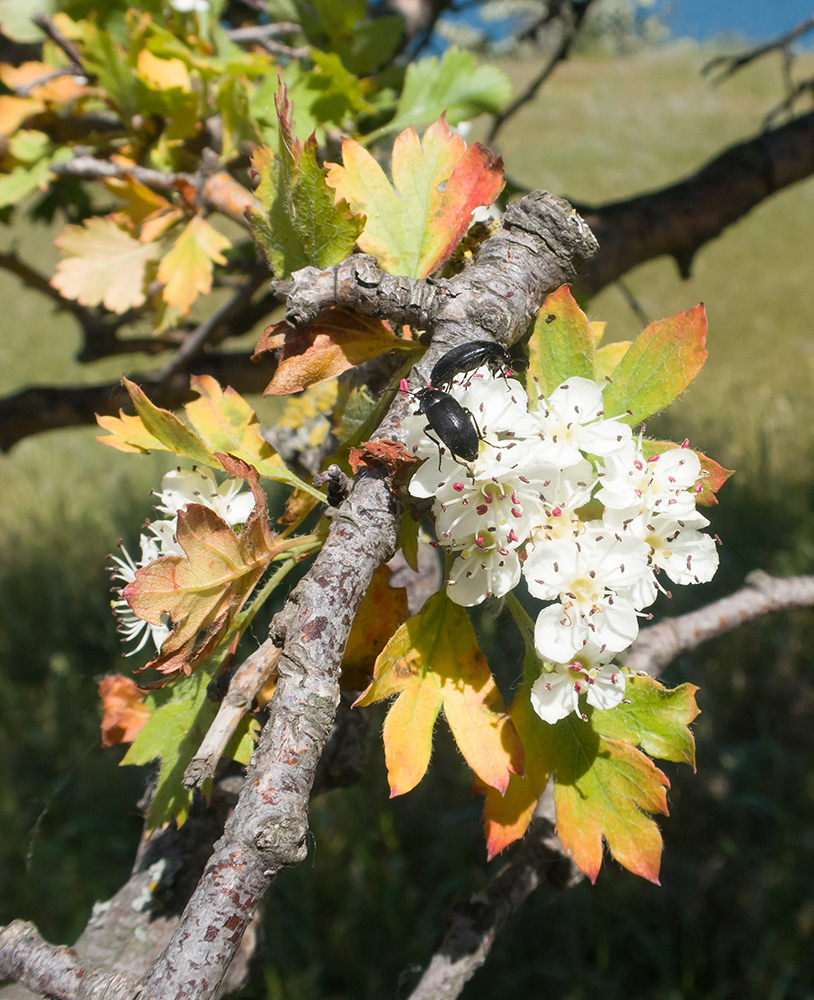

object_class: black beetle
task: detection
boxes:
[413,387,481,465]
[430,340,528,392]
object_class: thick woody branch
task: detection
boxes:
[625,570,814,675]
[0,353,272,452]
[576,108,814,293]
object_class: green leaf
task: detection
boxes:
[369,48,511,142]
[217,76,262,161]
[590,674,699,768]
[601,304,708,425]
[295,135,364,267]
[528,285,597,398]
[550,716,669,884]
[121,669,217,829]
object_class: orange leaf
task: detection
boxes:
[326,115,504,278]
[99,675,151,747]
[259,307,408,394]
[341,565,409,692]
[356,591,522,797]
[643,439,734,506]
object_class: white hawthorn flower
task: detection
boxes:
[525,376,632,468]
[110,532,176,656]
[446,534,522,606]
[597,441,702,518]
[524,528,651,661]
[154,467,255,527]
[170,0,210,11]
[610,509,719,586]
[530,644,626,724]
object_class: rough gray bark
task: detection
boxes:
[576,108,814,293]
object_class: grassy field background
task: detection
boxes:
[2,41,814,999]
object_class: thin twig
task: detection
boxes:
[152,272,267,383]
[227,23,309,58]
[15,67,85,98]
[184,641,281,790]
[31,13,85,72]
[486,0,597,146]
[615,277,650,328]
[703,14,814,84]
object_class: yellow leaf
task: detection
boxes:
[136,50,191,92]
[51,217,161,313]
[596,340,632,380]
[104,173,174,228]
[157,215,232,315]
[0,94,44,135]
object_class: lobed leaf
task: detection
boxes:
[356,591,522,797]
[326,115,504,278]
[121,669,218,828]
[51,216,161,313]
[602,304,708,425]
[157,215,231,315]
[370,48,511,141]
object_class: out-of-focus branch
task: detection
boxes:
[31,13,85,73]
[0,353,270,452]
[703,14,814,84]
[486,0,598,146]
[153,272,268,383]
[227,23,309,58]
[50,158,261,228]
[625,570,814,675]
[576,107,814,293]
[406,788,581,1000]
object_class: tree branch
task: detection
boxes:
[406,789,582,1000]
[702,14,814,84]
[0,353,270,452]
[576,107,814,294]
[486,0,598,146]
[625,570,814,675]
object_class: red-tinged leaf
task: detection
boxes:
[157,215,231,315]
[124,501,280,678]
[259,308,411,394]
[120,377,218,466]
[528,285,597,397]
[591,674,700,769]
[356,591,522,796]
[341,566,410,692]
[551,718,669,884]
[326,115,504,278]
[602,304,708,425]
[98,675,151,747]
[105,174,174,228]
[51,216,161,314]
[643,439,734,505]
[478,653,554,859]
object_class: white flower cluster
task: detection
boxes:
[403,369,719,724]
[110,468,254,655]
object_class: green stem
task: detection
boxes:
[504,592,544,685]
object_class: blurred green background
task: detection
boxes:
[2,42,814,999]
